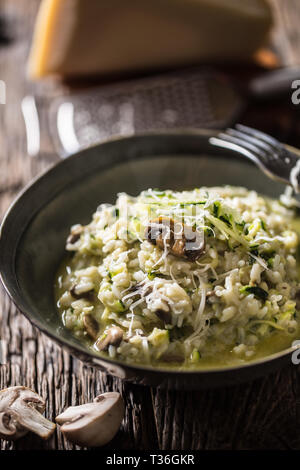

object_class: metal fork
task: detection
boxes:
[210,124,300,191]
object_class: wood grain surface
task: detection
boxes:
[1,0,300,450]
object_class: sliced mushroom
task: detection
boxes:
[66,224,83,246]
[70,283,94,300]
[128,282,172,325]
[154,308,172,325]
[55,392,124,447]
[128,282,152,298]
[0,386,56,441]
[206,290,215,297]
[95,327,123,351]
[83,314,99,340]
[146,217,205,261]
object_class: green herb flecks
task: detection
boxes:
[240,285,268,302]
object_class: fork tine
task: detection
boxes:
[226,128,275,157]
[217,132,265,158]
[235,124,282,151]
[212,126,298,188]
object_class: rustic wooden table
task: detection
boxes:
[1,0,300,451]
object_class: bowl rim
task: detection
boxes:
[1,128,300,376]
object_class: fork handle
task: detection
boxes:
[248,66,300,101]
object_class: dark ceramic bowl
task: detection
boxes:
[1,130,299,390]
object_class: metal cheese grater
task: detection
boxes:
[48,68,242,158]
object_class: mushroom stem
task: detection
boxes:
[11,400,55,439]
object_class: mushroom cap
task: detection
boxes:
[56,392,124,447]
[0,386,56,441]
[96,326,123,351]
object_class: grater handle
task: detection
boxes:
[248,66,300,101]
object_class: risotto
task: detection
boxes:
[55,186,300,369]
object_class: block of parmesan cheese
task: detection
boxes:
[27,0,273,79]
